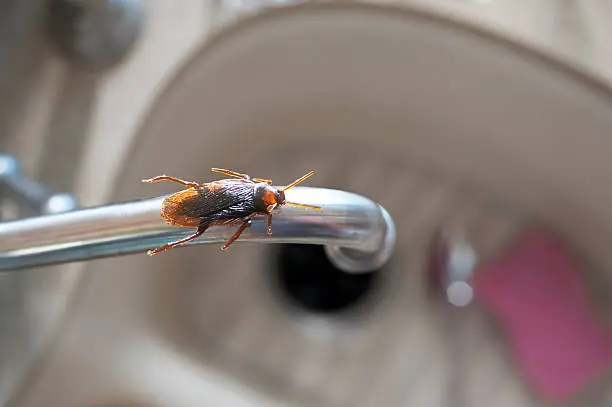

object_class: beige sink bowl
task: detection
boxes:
[14,3,612,407]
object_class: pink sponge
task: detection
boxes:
[473,229,612,402]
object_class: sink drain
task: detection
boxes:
[270,244,383,315]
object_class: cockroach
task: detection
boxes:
[142,168,321,256]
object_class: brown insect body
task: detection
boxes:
[143,168,320,256]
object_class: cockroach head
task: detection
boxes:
[275,189,286,205]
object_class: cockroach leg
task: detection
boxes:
[211,168,272,184]
[221,217,253,251]
[211,168,251,180]
[147,225,207,256]
[142,175,199,188]
[253,177,273,185]
[267,213,273,235]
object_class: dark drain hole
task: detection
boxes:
[270,244,382,315]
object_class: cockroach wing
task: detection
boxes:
[161,180,255,228]
[182,180,253,217]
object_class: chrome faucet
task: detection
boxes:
[0,155,395,273]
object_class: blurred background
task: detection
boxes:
[1,0,612,406]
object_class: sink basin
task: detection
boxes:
[12,3,612,407]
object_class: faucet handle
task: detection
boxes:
[0,154,78,219]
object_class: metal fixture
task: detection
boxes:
[0,154,78,218]
[0,187,396,272]
[428,228,477,307]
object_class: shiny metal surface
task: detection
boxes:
[429,229,477,307]
[0,187,396,272]
[0,154,78,217]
